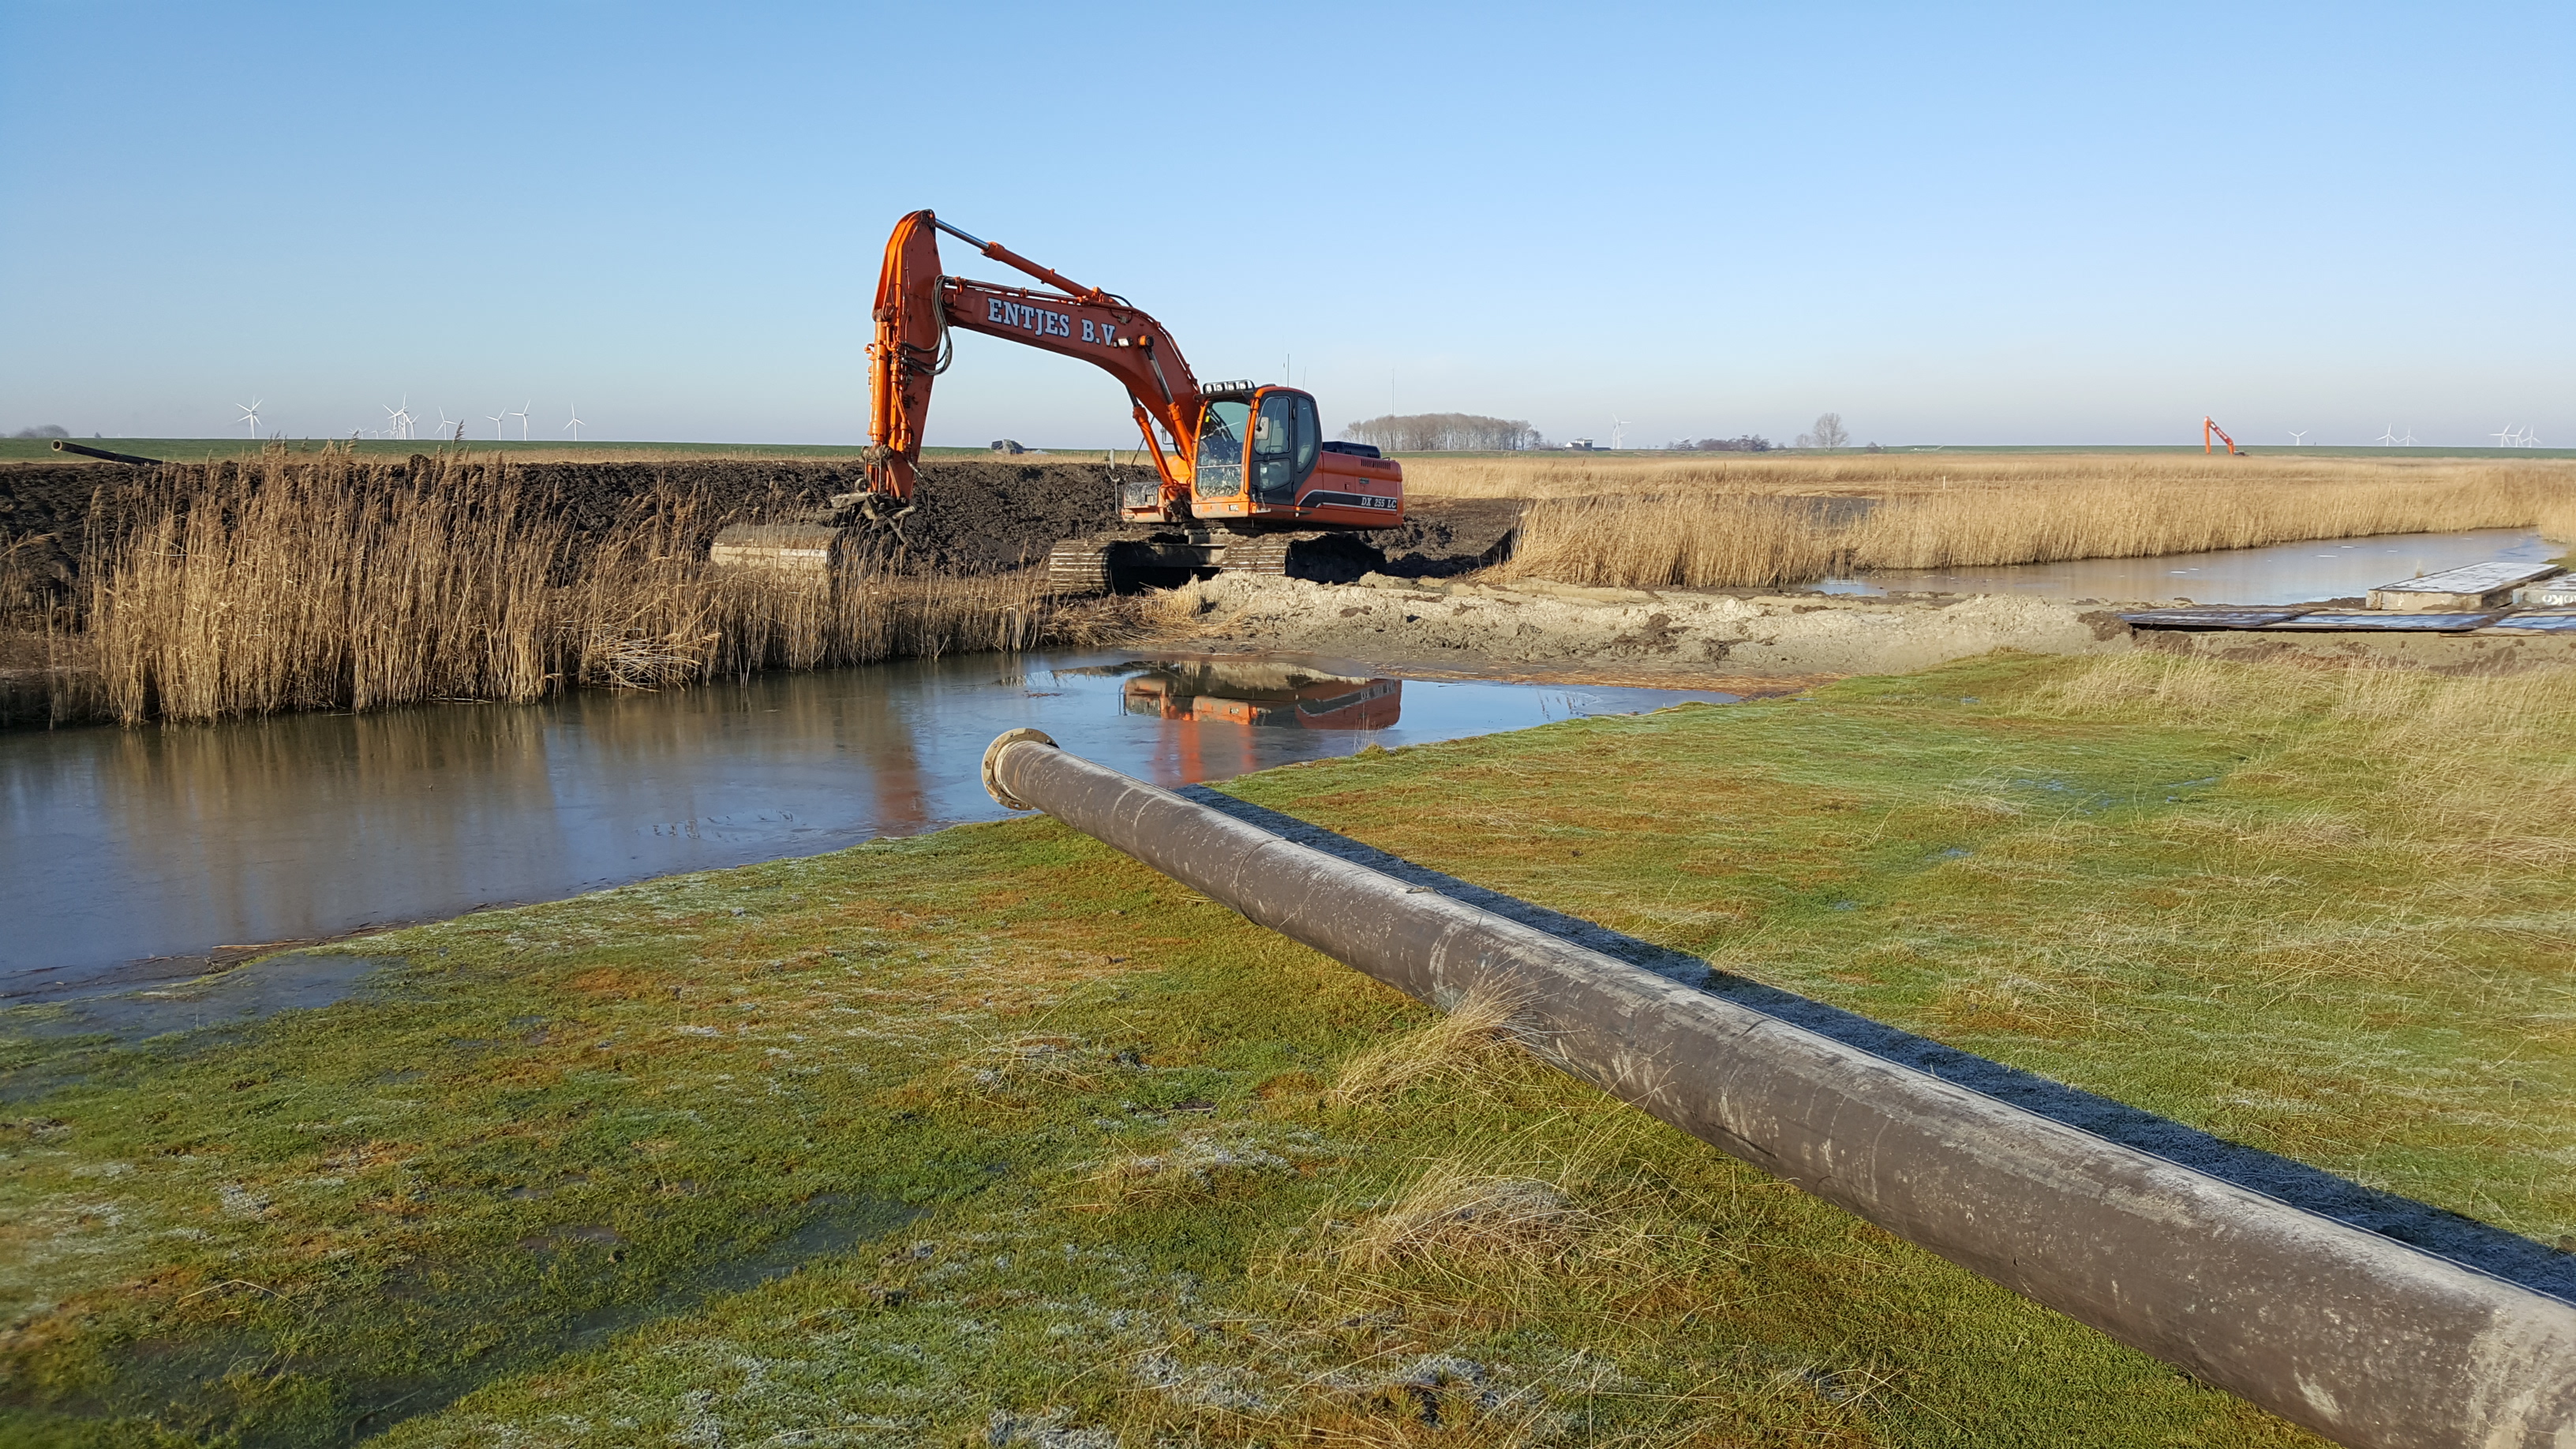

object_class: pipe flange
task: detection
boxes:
[982,728,1057,810]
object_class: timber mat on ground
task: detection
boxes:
[8,651,2569,1445]
[1420,453,2576,588]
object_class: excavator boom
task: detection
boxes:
[868,210,1201,514]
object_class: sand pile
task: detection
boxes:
[1164,572,2132,683]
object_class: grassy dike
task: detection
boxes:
[8,650,2574,1446]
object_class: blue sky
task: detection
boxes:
[3,2,2567,448]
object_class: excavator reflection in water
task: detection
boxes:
[1050,661,1402,784]
[1115,661,1402,732]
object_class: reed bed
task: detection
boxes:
[1494,493,1840,589]
[77,455,1051,725]
[1438,453,2576,589]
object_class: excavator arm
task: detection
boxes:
[866,209,1204,516]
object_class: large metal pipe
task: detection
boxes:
[981,728,2576,1449]
[51,439,164,466]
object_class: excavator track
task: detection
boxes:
[1045,538,1120,593]
[1042,530,1380,593]
[1212,533,1297,576]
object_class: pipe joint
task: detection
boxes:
[982,728,1055,811]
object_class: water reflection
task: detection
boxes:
[1109,661,1403,731]
[1824,528,2552,606]
[4,653,1733,989]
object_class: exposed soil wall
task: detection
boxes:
[0,458,1136,586]
[1,459,1521,593]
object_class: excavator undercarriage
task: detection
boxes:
[1043,526,1380,593]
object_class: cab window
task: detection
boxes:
[1194,399,1249,498]
[1252,391,1299,503]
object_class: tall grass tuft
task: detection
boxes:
[80,455,1050,725]
[1843,466,2574,570]
[1494,493,1839,589]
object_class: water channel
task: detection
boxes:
[3,653,1735,996]
[1826,527,2555,605]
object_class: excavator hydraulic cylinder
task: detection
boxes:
[978,728,2576,1449]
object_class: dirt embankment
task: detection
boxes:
[1,459,1526,590]
[0,457,1133,584]
[1163,572,2128,688]
[1159,571,2576,688]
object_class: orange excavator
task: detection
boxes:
[863,209,1405,587]
[2203,416,2242,457]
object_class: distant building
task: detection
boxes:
[1568,438,1594,451]
[989,439,1025,455]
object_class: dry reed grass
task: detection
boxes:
[1339,1166,1597,1271]
[1325,987,1524,1104]
[1425,452,2576,589]
[1492,494,1839,590]
[77,455,1050,724]
[2030,652,2576,871]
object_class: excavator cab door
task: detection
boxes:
[1250,389,1320,506]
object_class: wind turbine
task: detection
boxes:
[436,408,456,439]
[563,402,586,442]
[2398,426,2417,446]
[2494,425,2517,447]
[2376,425,2399,446]
[235,399,264,439]
[512,400,531,441]
[485,407,507,440]
[383,396,416,440]
[1611,416,1631,450]
[2288,430,2307,447]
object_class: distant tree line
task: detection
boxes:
[1669,435,1775,452]
[9,425,70,440]
[1341,413,1543,451]
[1795,414,1850,450]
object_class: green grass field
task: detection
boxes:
[5,650,2570,1446]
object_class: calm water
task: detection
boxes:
[3,653,1732,994]
[1825,528,2554,605]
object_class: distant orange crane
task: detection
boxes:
[2203,416,2242,456]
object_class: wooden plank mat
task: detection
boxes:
[2263,612,2503,632]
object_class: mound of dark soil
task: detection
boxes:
[0,458,1134,586]
[516,458,1129,575]
[1378,497,1526,577]
[0,464,119,592]
[0,458,1515,591]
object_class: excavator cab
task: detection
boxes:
[1193,384,1317,509]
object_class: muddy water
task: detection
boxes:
[1825,528,2555,605]
[3,653,1733,994]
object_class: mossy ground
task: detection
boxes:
[7,649,2571,1446]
